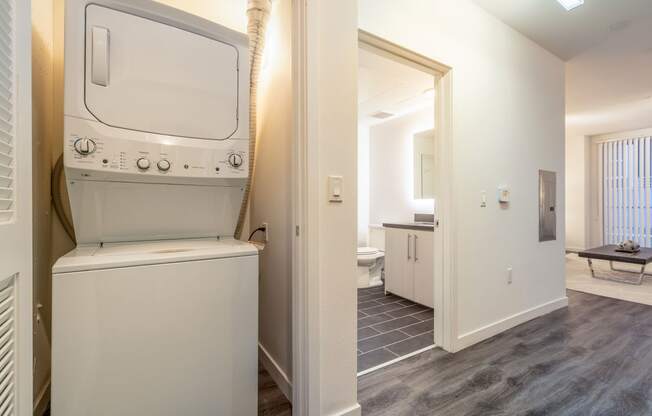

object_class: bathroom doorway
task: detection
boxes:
[356,31,451,374]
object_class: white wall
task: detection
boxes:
[368,107,435,227]
[359,0,567,347]
[249,0,293,397]
[305,0,360,413]
[154,0,247,32]
[357,125,370,246]
[565,134,590,251]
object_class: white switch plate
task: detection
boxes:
[507,266,513,284]
[328,175,343,203]
[498,186,510,203]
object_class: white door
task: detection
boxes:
[0,0,33,414]
[384,228,412,299]
[413,230,434,308]
[385,228,407,296]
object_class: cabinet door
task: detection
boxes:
[413,230,434,308]
[384,228,411,298]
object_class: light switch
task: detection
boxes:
[498,186,510,203]
[328,175,343,203]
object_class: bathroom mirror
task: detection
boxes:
[413,129,435,199]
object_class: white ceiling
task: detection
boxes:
[358,47,434,126]
[473,0,652,136]
[472,0,652,61]
[566,15,652,135]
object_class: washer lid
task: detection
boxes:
[52,238,258,275]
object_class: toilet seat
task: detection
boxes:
[357,247,383,258]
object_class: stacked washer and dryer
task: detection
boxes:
[51,1,258,415]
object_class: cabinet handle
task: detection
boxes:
[414,234,418,261]
[407,234,411,260]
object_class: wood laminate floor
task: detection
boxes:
[259,363,292,416]
[358,289,652,415]
[42,364,291,416]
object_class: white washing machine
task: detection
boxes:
[52,0,256,415]
[52,239,258,416]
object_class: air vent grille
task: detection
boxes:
[0,276,16,416]
[0,0,15,224]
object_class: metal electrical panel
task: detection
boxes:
[539,170,556,242]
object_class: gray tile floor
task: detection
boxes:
[358,285,435,373]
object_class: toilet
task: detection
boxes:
[357,225,385,288]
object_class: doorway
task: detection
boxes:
[355,30,453,375]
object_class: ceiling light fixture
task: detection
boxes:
[556,0,584,11]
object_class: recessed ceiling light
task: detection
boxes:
[557,0,584,11]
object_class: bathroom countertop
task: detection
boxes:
[382,222,435,231]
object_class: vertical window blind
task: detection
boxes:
[599,137,652,246]
[0,0,15,224]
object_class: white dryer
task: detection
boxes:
[52,0,257,415]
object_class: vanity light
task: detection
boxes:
[556,0,584,11]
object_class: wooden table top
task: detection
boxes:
[578,245,652,265]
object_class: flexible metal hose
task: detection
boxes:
[234,0,272,240]
[52,154,76,242]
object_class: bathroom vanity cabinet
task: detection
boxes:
[384,225,434,308]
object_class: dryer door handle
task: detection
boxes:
[91,26,110,87]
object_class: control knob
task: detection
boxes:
[228,153,243,168]
[136,157,151,170]
[157,159,171,172]
[73,138,96,155]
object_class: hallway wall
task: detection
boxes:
[360,0,567,349]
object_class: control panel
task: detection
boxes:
[66,134,248,180]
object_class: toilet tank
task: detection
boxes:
[369,225,385,251]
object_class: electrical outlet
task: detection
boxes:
[262,222,269,243]
[507,266,513,284]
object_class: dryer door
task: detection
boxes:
[84,5,240,141]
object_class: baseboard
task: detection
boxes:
[357,345,435,377]
[330,403,361,416]
[566,247,584,254]
[455,296,569,351]
[259,343,292,402]
[33,378,50,416]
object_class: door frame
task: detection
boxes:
[357,30,455,352]
[291,15,456,413]
[13,0,34,414]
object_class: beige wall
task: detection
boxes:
[250,0,293,394]
[565,134,590,251]
[154,0,247,32]
[32,0,56,410]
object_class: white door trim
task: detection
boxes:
[356,30,456,352]
[291,0,318,413]
[14,0,34,414]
